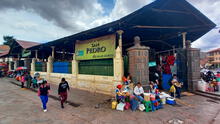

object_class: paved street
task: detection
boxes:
[1,78,220,124]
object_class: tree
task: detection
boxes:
[3,36,15,46]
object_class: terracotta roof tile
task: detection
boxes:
[208,48,220,53]
[0,51,9,57]
[0,45,10,52]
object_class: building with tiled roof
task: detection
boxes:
[207,48,220,68]
[16,40,40,49]
[0,45,10,57]
[6,40,41,58]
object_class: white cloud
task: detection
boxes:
[0,0,218,53]
[0,9,71,44]
[189,0,220,51]
[110,0,154,20]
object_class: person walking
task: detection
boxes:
[25,72,32,88]
[38,80,50,112]
[32,77,38,88]
[58,78,70,109]
[21,74,25,88]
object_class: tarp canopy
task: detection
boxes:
[28,0,216,57]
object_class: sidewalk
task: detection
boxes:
[4,77,220,124]
[7,78,112,108]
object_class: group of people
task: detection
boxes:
[15,72,33,88]
[14,71,70,112]
[116,73,182,104]
[200,69,220,92]
[36,77,70,112]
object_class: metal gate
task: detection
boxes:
[176,49,188,90]
[79,59,113,76]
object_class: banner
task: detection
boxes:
[75,34,115,60]
[149,61,156,67]
[22,50,31,57]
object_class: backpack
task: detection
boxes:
[130,99,139,111]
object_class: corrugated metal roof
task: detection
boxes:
[28,0,216,53]
[16,40,41,49]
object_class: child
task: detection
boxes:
[21,74,25,88]
[25,72,32,88]
[58,78,70,108]
[32,77,38,88]
[169,84,176,98]
[149,81,158,93]
[115,84,125,103]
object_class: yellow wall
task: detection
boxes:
[31,71,116,96]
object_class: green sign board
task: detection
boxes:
[149,61,156,67]
[75,34,115,60]
[22,50,31,57]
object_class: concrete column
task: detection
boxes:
[113,46,124,94]
[114,46,124,81]
[127,36,150,90]
[186,48,200,91]
[72,54,78,76]
[35,50,38,59]
[31,58,36,72]
[8,61,12,71]
[71,54,78,88]
[14,61,18,69]
[182,32,187,49]
[51,46,55,58]
[117,30,124,53]
[47,56,53,73]
[24,58,32,71]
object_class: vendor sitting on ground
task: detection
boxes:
[115,84,125,102]
[134,82,144,102]
[171,74,182,98]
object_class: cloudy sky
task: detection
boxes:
[0,0,219,51]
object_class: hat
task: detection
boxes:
[172,79,178,82]
[117,84,122,89]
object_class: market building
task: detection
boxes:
[0,40,41,71]
[27,0,216,95]
[0,45,10,62]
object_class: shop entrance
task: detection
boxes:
[148,48,188,91]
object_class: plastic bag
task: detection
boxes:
[138,104,145,111]
[116,102,125,111]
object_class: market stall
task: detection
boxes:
[112,82,176,112]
